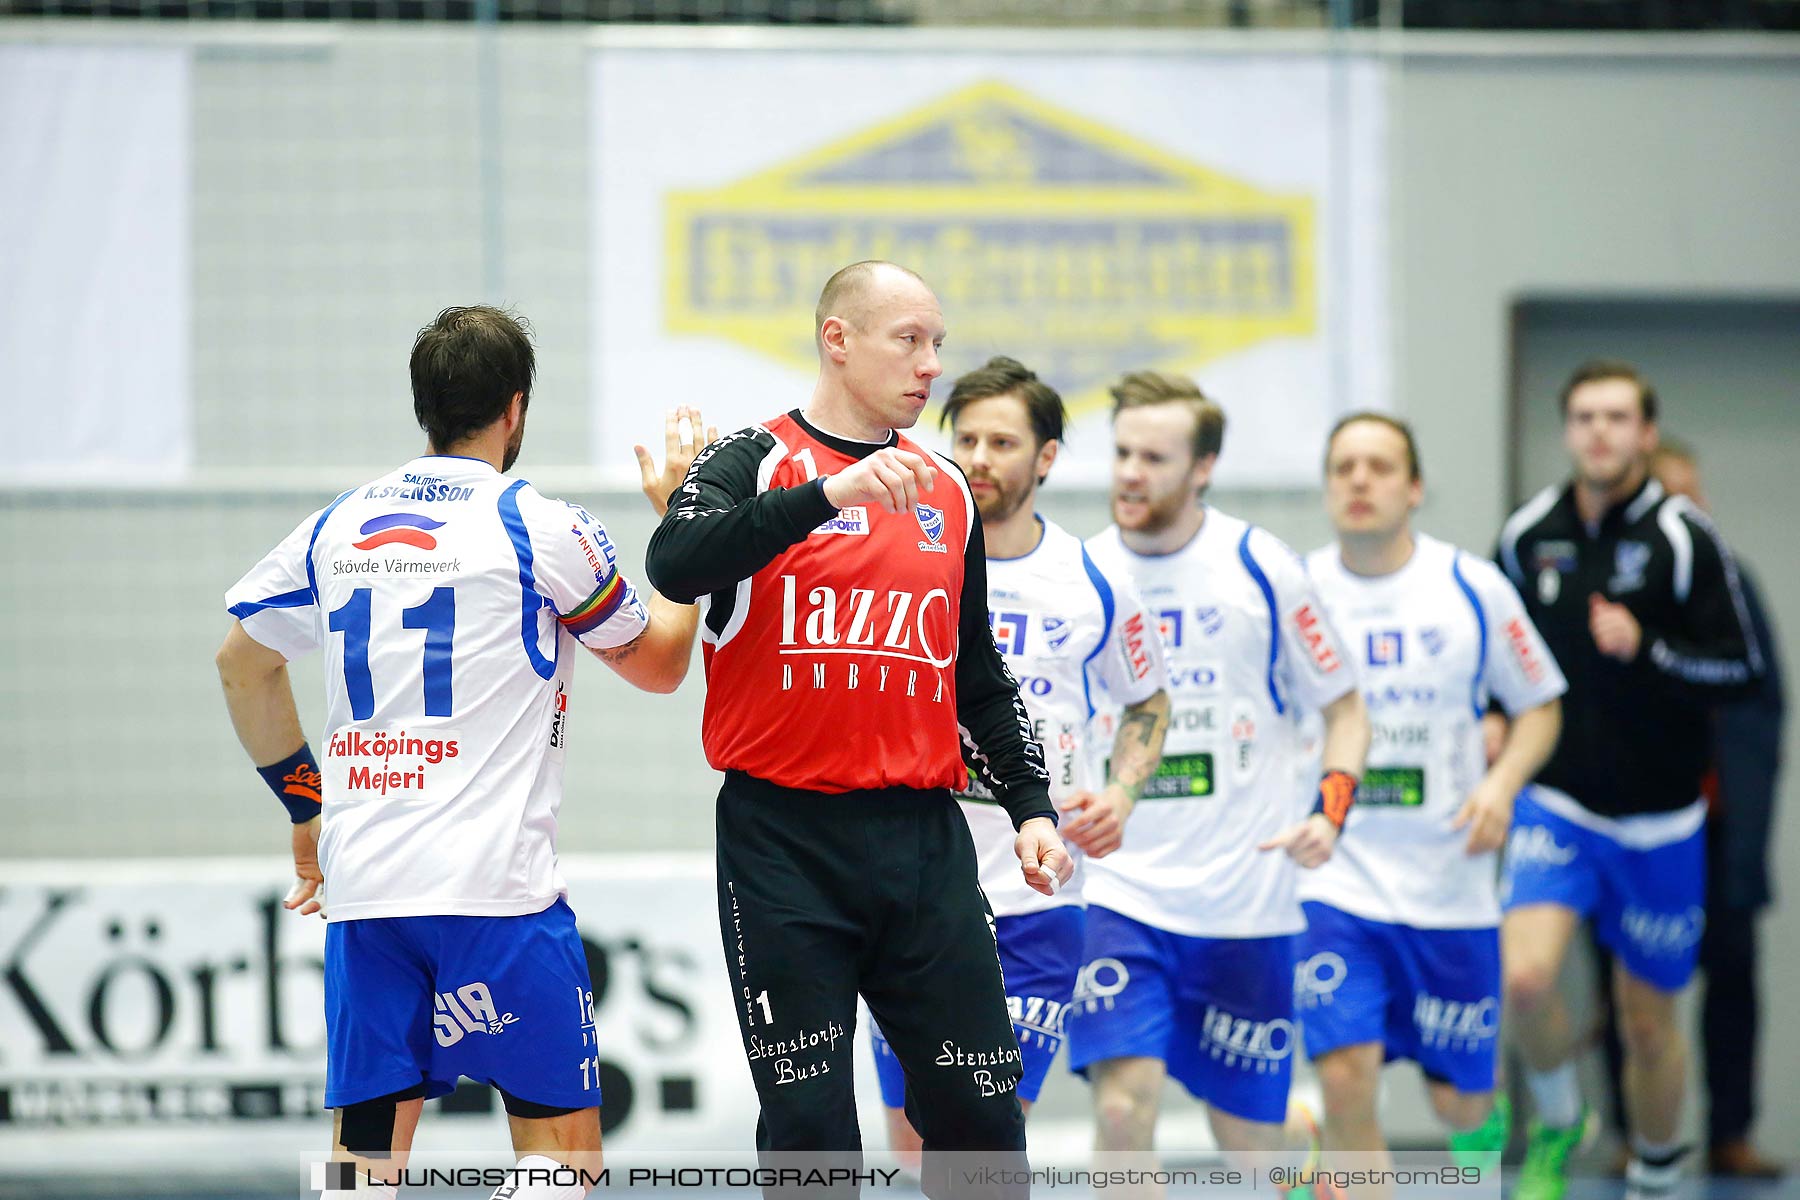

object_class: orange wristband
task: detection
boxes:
[1313,769,1358,831]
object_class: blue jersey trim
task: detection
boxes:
[304,489,357,605]
[497,480,561,681]
[1238,527,1286,716]
[1451,553,1489,720]
[229,586,315,621]
[1079,546,1116,721]
[988,515,1049,563]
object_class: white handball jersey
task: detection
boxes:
[959,517,1167,918]
[1300,535,1566,928]
[225,455,649,922]
[1083,510,1358,938]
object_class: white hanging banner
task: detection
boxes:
[0,45,192,483]
[590,44,1387,487]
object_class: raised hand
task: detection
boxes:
[635,405,717,518]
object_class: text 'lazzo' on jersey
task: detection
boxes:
[777,575,955,699]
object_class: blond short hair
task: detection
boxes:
[1109,370,1225,460]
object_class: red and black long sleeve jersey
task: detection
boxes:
[645,411,1053,830]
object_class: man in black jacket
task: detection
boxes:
[1494,362,1763,1200]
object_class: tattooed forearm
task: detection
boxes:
[594,639,644,665]
[1107,690,1170,801]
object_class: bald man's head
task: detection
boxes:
[815,261,932,354]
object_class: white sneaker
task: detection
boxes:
[1624,1150,1688,1200]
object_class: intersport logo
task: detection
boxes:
[812,507,870,536]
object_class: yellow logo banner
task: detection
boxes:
[665,80,1317,419]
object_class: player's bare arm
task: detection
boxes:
[1480,711,1509,766]
[1318,684,1373,781]
[588,590,695,693]
[595,406,711,693]
[1261,687,1370,867]
[217,621,305,762]
[1455,697,1561,855]
[1060,688,1170,858]
[216,621,324,916]
[1108,687,1174,803]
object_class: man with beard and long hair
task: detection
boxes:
[865,356,1171,1168]
[1067,371,1371,1198]
[1495,362,1763,1200]
[217,306,702,1200]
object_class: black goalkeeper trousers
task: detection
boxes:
[715,770,1027,1198]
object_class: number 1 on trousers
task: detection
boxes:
[755,990,774,1024]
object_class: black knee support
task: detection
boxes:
[499,1086,583,1120]
[338,1082,427,1156]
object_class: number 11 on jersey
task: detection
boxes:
[328,585,458,720]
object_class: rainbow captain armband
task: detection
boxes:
[1312,769,1358,831]
[559,568,628,638]
[258,745,324,824]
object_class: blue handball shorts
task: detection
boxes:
[870,905,1084,1106]
[1502,790,1706,992]
[1064,906,1297,1125]
[1296,901,1500,1093]
[323,896,600,1110]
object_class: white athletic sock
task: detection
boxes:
[1630,1134,1686,1166]
[489,1153,588,1200]
[1524,1063,1582,1128]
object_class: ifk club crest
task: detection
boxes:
[664,80,1317,418]
[914,503,947,554]
[915,503,945,544]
